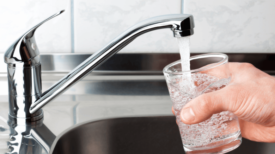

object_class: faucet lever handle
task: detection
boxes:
[4,10,65,65]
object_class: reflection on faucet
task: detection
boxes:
[3,10,195,153]
[0,114,9,153]
[4,10,194,121]
[7,117,55,154]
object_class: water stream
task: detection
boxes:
[177,36,191,73]
[177,37,194,91]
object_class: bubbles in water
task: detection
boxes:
[168,73,238,147]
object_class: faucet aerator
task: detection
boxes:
[173,29,194,38]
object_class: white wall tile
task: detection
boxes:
[74,0,181,53]
[185,0,275,53]
[0,0,71,53]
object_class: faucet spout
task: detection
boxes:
[30,14,194,114]
[4,10,194,118]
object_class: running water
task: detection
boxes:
[177,37,194,91]
[177,37,191,72]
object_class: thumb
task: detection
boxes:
[180,88,231,124]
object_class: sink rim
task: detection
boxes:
[49,115,175,154]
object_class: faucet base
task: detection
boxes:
[7,116,45,154]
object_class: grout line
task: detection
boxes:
[181,0,184,14]
[71,0,75,53]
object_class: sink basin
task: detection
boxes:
[51,116,275,154]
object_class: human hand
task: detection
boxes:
[174,63,275,142]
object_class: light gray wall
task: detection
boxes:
[73,0,181,53]
[1,0,274,53]
[0,0,71,53]
[184,0,275,53]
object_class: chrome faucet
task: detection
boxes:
[4,10,194,154]
[4,10,194,121]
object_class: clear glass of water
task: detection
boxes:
[163,53,242,154]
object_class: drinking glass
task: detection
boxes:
[163,53,242,154]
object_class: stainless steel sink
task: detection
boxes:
[0,53,275,154]
[51,116,275,154]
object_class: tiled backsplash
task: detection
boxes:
[185,0,275,53]
[0,0,71,53]
[1,0,275,53]
[74,0,181,53]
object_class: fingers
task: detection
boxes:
[180,88,229,124]
[239,119,275,142]
[178,63,258,125]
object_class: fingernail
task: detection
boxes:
[181,107,195,122]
